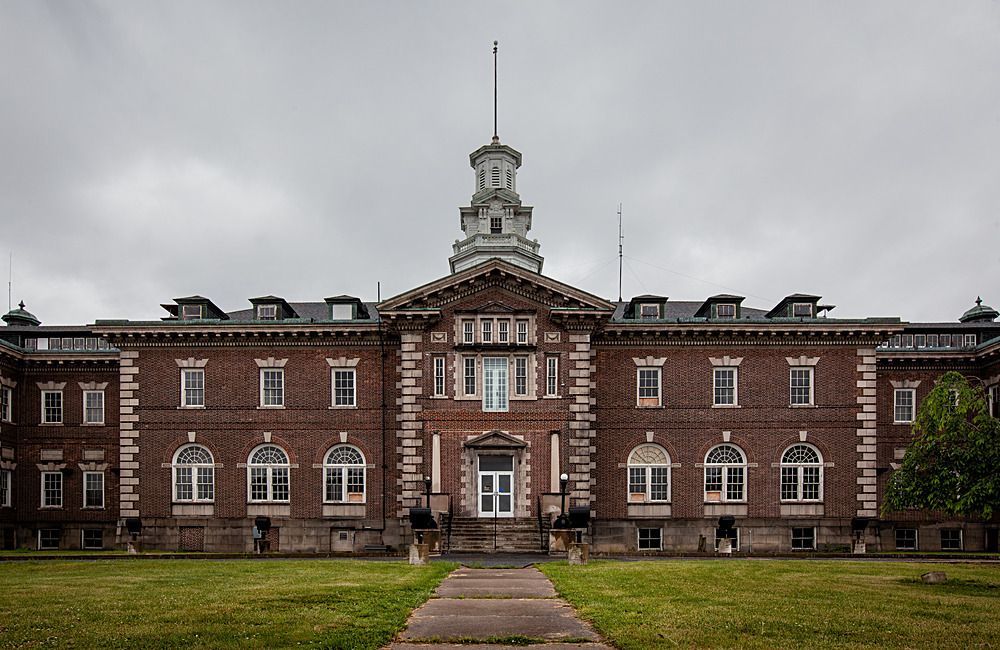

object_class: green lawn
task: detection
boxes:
[541,560,1000,649]
[0,559,455,649]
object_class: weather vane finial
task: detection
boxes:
[492,40,499,145]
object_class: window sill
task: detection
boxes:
[82,422,105,426]
[542,394,562,399]
[178,405,205,410]
[39,423,63,426]
[328,405,357,410]
[789,404,817,409]
[39,506,63,510]
[892,421,913,425]
[429,395,450,399]
[257,405,286,410]
[635,405,663,409]
[711,404,741,409]
[82,506,105,510]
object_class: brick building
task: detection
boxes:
[1,136,997,553]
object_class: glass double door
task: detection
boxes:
[478,455,514,517]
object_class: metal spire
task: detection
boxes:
[492,40,499,145]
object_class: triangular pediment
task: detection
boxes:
[463,430,528,449]
[378,259,615,313]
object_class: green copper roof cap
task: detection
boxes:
[959,297,998,323]
[2,300,40,327]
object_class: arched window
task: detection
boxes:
[627,444,670,502]
[173,444,214,502]
[324,445,366,503]
[248,444,289,503]
[781,444,822,501]
[704,444,746,503]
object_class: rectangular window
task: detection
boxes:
[482,357,508,412]
[927,334,938,347]
[182,305,202,320]
[84,390,104,424]
[716,303,736,319]
[1,386,10,422]
[498,320,509,344]
[463,320,474,344]
[62,338,72,350]
[629,467,647,500]
[514,357,527,396]
[713,368,736,406]
[939,334,950,347]
[965,334,977,347]
[74,338,85,350]
[0,469,10,507]
[25,338,37,350]
[42,391,62,423]
[792,303,813,317]
[914,334,926,348]
[38,529,59,550]
[257,304,277,320]
[791,527,816,550]
[331,303,354,320]
[433,357,446,396]
[481,320,493,343]
[83,471,104,508]
[42,471,62,507]
[639,304,659,319]
[637,368,661,406]
[490,216,502,233]
[895,528,917,550]
[261,369,284,407]
[546,356,559,396]
[715,528,740,552]
[638,528,662,551]
[333,369,356,407]
[516,320,528,344]
[86,338,97,350]
[182,369,204,407]
[464,358,477,396]
[82,529,103,550]
[941,529,962,551]
[990,385,999,418]
[790,368,813,406]
[894,389,915,423]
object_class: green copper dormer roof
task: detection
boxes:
[959,297,998,323]
[161,296,230,321]
[2,301,40,327]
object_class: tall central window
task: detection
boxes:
[781,444,822,501]
[637,368,661,406]
[704,444,746,502]
[182,369,204,407]
[333,369,356,407]
[248,445,289,502]
[628,444,671,502]
[324,445,366,503]
[483,357,508,412]
[790,368,813,405]
[714,368,736,406]
[173,444,215,502]
[261,369,284,407]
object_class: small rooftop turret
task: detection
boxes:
[959,297,998,323]
[2,300,40,327]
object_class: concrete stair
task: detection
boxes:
[445,516,548,553]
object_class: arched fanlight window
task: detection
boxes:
[704,444,746,503]
[172,444,214,502]
[627,444,670,502]
[780,444,823,501]
[324,445,366,503]
[248,444,289,503]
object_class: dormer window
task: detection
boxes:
[257,305,277,321]
[716,304,736,319]
[792,303,813,318]
[331,304,353,320]
[182,305,202,320]
[640,304,660,319]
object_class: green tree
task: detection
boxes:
[882,371,1000,520]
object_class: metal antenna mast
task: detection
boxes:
[618,204,623,302]
[492,40,499,144]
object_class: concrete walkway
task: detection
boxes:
[388,566,613,650]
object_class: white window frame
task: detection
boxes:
[481,320,493,344]
[637,368,661,407]
[965,334,977,347]
[638,527,662,550]
[0,468,11,507]
[38,529,60,550]
[247,444,290,503]
[894,388,915,424]
[256,304,277,320]
[83,471,104,508]
[546,356,559,396]
[704,444,746,503]
[791,526,816,550]
[463,320,475,344]
[498,320,509,344]
[260,368,284,407]
[940,529,963,551]
[790,367,814,406]
[780,444,823,502]
[1,386,11,422]
[792,303,813,318]
[516,320,529,345]
[81,529,103,550]
[482,357,508,412]
[716,303,736,319]
[433,356,446,397]
[182,304,202,320]
[713,367,737,406]
[332,368,356,407]
[627,444,671,503]
[173,444,215,503]
[464,357,477,396]
[639,303,660,319]
[41,390,62,424]
[41,471,62,507]
[514,356,528,396]
[181,369,205,408]
[323,445,366,503]
[83,390,104,424]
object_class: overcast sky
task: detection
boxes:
[2,1,998,326]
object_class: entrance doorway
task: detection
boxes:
[478,455,514,517]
